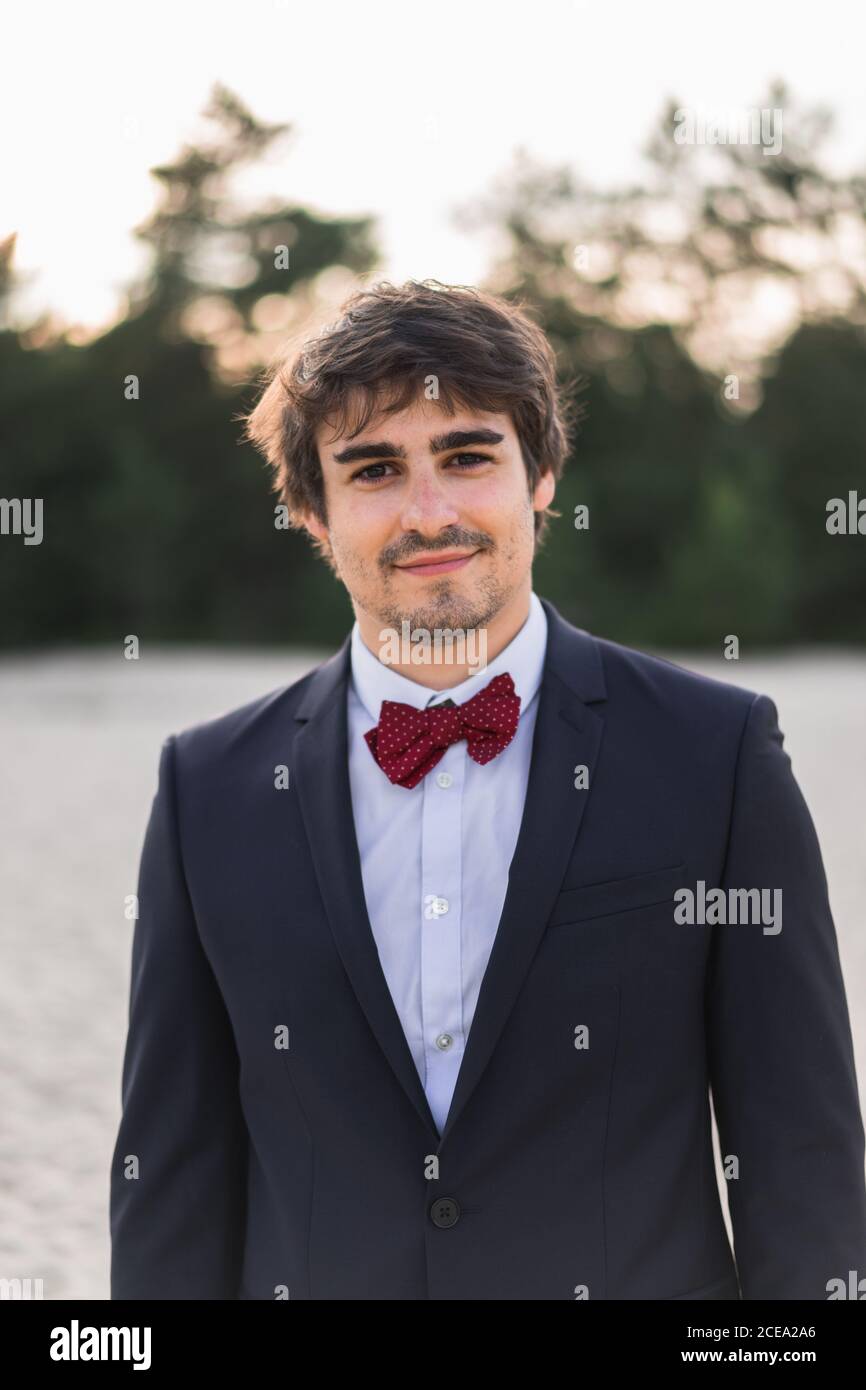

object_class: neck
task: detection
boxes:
[355,581,532,690]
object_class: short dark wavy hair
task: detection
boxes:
[240,278,577,562]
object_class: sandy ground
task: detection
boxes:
[1,644,864,1299]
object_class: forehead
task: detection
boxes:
[314,391,517,455]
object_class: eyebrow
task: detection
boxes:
[332,427,505,465]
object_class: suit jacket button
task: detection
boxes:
[429,1196,460,1229]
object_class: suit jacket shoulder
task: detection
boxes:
[167,643,348,776]
[592,630,760,719]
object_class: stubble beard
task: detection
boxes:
[376,569,507,636]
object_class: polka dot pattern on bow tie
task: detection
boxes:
[364,672,522,789]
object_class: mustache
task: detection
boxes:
[381,531,494,567]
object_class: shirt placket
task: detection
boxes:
[420,732,465,1129]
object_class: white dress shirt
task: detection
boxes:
[347,591,549,1134]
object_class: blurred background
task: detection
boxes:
[1,0,865,1299]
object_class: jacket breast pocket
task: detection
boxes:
[544,863,707,979]
[547,863,686,928]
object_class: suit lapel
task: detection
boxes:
[291,638,440,1139]
[290,599,607,1149]
[439,601,607,1143]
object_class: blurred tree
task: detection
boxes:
[0,85,378,646]
[750,320,866,640]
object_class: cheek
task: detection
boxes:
[461,470,529,526]
[330,490,397,550]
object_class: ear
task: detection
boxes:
[532,469,555,512]
[298,508,338,573]
[299,509,329,545]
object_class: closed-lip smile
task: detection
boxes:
[393,549,481,576]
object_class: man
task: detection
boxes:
[110,279,866,1300]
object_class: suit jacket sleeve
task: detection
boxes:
[706,691,866,1299]
[110,735,248,1298]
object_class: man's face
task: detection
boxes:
[305,393,555,636]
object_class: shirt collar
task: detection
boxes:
[349,590,548,721]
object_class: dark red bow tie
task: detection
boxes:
[364,672,521,789]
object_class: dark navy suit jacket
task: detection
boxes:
[110,597,866,1299]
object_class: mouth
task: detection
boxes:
[393,549,481,577]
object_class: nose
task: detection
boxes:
[399,467,460,534]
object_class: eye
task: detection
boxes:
[448,453,492,468]
[351,462,397,484]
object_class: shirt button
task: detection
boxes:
[435,771,453,788]
[435,1033,453,1050]
[423,895,449,918]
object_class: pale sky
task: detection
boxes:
[4,0,865,332]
